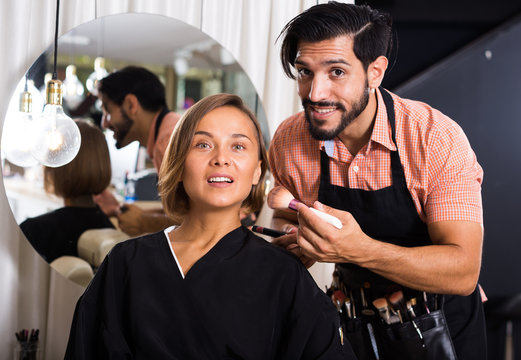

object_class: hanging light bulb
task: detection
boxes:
[31,79,81,167]
[1,87,39,167]
[6,76,45,118]
[86,57,108,96]
[30,0,81,168]
[63,64,84,109]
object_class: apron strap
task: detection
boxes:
[379,88,407,189]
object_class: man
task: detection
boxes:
[269,2,486,359]
[96,66,181,235]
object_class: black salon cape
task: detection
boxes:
[20,206,114,263]
[65,226,352,359]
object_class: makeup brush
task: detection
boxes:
[267,186,343,229]
[388,290,407,323]
[250,225,286,238]
[373,298,391,324]
[332,290,346,313]
[344,297,352,318]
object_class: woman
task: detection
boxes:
[65,94,352,359]
[20,120,114,263]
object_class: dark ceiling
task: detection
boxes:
[355,0,521,89]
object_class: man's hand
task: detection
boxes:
[271,225,316,268]
[117,203,147,236]
[295,201,370,264]
[93,188,121,217]
[117,204,180,237]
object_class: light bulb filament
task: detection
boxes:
[47,130,64,151]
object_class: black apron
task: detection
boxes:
[318,88,486,359]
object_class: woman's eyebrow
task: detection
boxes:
[195,131,254,143]
[194,130,213,138]
[231,133,254,142]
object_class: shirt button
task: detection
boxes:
[352,165,359,173]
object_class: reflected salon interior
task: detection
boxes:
[2,0,521,359]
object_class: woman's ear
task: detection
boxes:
[252,160,262,186]
[367,55,388,90]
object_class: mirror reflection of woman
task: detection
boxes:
[19,120,115,263]
[65,94,350,359]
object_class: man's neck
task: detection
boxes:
[139,108,164,146]
[337,92,378,156]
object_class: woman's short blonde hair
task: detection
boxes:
[158,93,268,219]
[44,120,111,199]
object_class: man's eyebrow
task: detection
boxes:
[322,58,351,66]
[294,58,351,67]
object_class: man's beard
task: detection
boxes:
[303,85,370,141]
[114,108,134,149]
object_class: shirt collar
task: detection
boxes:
[369,88,397,152]
[324,140,335,157]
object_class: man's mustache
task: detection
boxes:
[302,99,346,111]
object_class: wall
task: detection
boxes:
[395,13,521,360]
[395,13,521,299]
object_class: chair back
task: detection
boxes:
[77,228,130,268]
[50,256,94,287]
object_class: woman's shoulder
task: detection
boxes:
[19,209,63,234]
[107,230,167,263]
[114,230,165,249]
[242,229,305,271]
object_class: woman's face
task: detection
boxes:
[182,106,262,213]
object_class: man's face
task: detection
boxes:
[295,35,370,140]
[99,93,134,149]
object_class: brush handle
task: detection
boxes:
[288,199,300,211]
[251,226,286,238]
[288,197,343,229]
[309,208,343,229]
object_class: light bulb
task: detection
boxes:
[63,64,85,109]
[31,79,81,167]
[86,57,108,96]
[6,77,44,117]
[174,57,189,76]
[1,91,38,167]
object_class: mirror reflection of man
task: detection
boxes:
[268,2,486,359]
[95,66,181,235]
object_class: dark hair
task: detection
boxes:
[279,2,393,78]
[158,93,268,219]
[98,66,167,111]
[44,120,111,198]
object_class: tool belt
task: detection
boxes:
[328,265,458,360]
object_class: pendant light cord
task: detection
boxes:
[52,0,60,80]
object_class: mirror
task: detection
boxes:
[1,13,269,287]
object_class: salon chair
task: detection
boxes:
[50,256,94,288]
[77,228,130,269]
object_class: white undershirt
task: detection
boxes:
[164,225,185,279]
